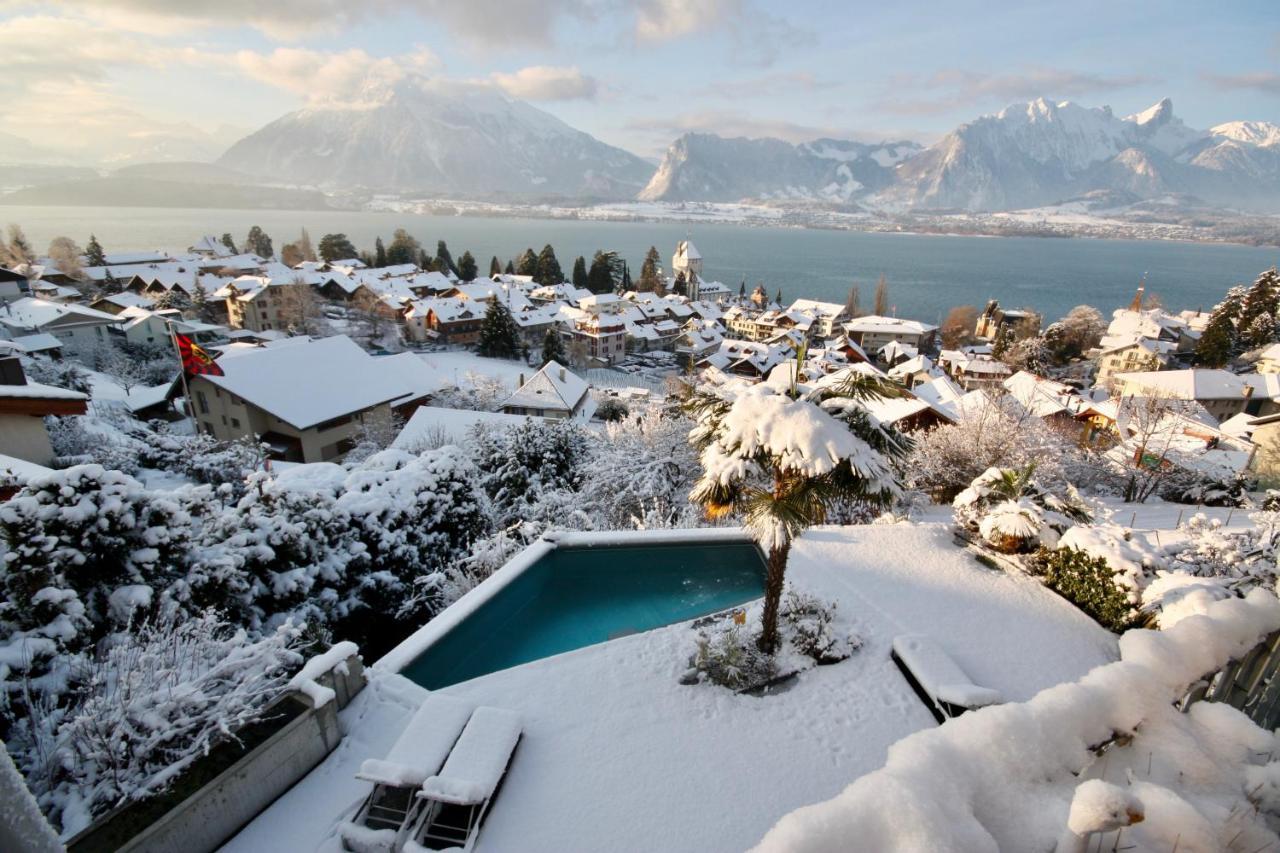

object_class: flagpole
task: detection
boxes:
[166,318,199,434]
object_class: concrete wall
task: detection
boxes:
[0,414,54,465]
[72,653,365,853]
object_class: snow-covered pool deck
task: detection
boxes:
[222,524,1118,853]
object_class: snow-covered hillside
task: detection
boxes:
[218,77,655,199]
[638,132,921,203]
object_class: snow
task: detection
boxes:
[355,693,473,788]
[0,453,54,482]
[755,587,1280,852]
[202,336,413,430]
[420,706,521,805]
[288,641,360,709]
[1063,779,1143,835]
[0,381,87,401]
[500,360,588,414]
[225,524,1116,853]
[0,297,119,329]
[392,407,539,449]
[891,634,1002,710]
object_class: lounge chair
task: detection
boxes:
[891,634,1002,724]
[339,693,475,852]
[405,706,523,852]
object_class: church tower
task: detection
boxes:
[672,239,702,300]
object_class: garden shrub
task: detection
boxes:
[1036,546,1137,632]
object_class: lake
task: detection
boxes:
[5,205,1278,322]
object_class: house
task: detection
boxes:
[221,276,313,333]
[975,300,1041,341]
[185,336,417,463]
[1111,369,1258,423]
[500,361,590,419]
[1249,412,1280,487]
[568,295,626,365]
[1257,344,1280,375]
[1095,338,1177,384]
[89,291,156,315]
[0,266,27,299]
[843,316,937,352]
[675,319,725,366]
[788,299,849,339]
[402,298,483,346]
[0,297,121,361]
[942,351,1012,390]
[698,340,791,380]
[0,356,88,465]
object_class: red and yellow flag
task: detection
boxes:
[175,332,224,377]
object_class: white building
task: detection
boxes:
[0,298,121,361]
[501,361,590,419]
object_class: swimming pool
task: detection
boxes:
[395,534,766,689]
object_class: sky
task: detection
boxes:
[1,0,1278,164]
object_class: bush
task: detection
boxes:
[595,398,629,422]
[687,623,777,690]
[782,590,857,664]
[1035,546,1137,632]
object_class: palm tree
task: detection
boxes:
[685,365,910,652]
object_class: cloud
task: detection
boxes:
[231,47,441,102]
[491,65,598,101]
[632,0,810,66]
[695,71,837,99]
[879,67,1158,115]
[34,0,594,45]
[625,110,888,148]
[1204,71,1280,96]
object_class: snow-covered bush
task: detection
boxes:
[952,464,1090,547]
[1140,571,1236,628]
[782,589,858,664]
[1165,511,1279,592]
[474,419,589,528]
[1159,470,1252,507]
[5,612,301,835]
[138,429,265,492]
[594,397,629,422]
[47,417,141,474]
[687,623,777,690]
[1034,546,1140,632]
[22,356,92,396]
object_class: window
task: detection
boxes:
[231,417,241,428]
[196,391,209,415]
[221,415,227,425]
[202,421,214,434]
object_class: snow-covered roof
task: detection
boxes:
[0,380,88,401]
[1114,369,1250,401]
[1002,371,1075,418]
[0,453,53,481]
[0,298,119,329]
[375,352,452,402]
[393,406,540,448]
[787,299,845,318]
[7,333,62,353]
[502,361,589,413]
[844,315,937,335]
[199,336,413,430]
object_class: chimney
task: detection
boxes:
[518,373,525,387]
[1129,282,1146,312]
[559,367,566,382]
[1243,383,1255,399]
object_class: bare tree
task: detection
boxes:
[873,275,889,315]
[1114,393,1197,503]
[275,280,328,336]
[843,284,861,319]
[102,345,149,396]
[47,236,83,279]
[940,305,979,349]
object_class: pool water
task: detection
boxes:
[401,542,767,689]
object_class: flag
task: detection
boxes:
[175,332,224,377]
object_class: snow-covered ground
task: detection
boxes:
[222,524,1116,853]
[411,351,532,394]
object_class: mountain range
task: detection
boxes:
[2,84,1278,216]
[217,78,654,200]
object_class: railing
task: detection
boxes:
[1180,629,1280,729]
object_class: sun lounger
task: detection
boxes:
[891,634,1002,724]
[406,706,523,851]
[339,693,474,852]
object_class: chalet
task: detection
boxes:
[1095,338,1177,384]
[843,316,938,352]
[975,300,1041,341]
[1112,369,1258,423]
[501,361,590,420]
[186,336,417,464]
[402,298,483,346]
[221,276,313,333]
[0,298,120,361]
[0,266,27,299]
[569,294,626,365]
[787,299,849,338]
[0,356,88,465]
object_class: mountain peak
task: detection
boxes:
[1128,98,1175,127]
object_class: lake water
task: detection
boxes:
[5,205,1278,322]
[400,541,767,689]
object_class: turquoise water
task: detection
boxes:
[401,542,767,689]
[5,206,1278,323]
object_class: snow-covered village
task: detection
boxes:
[4,2,1280,852]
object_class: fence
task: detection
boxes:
[1181,628,1280,730]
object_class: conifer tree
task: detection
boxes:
[535,244,563,286]
[190,279,213,322]
[245,226,273,259]
[505,259,515,275]
[221,233,238,253]
[436,240,458,277]
[621,262,632,293]
[457,251,478,282]
[587,251,619,295]
[385,229,420,266]
[477,300,521,359]
[516,248,539,277]
[318,233,357,263]
[541,327,567,366]
[84,234,106,267]
[673,271,687,297]
[638,246,661,292]
[101,269,122,296]
[572,256,588,290]
[374,237,387,268]
[7,224,33,266]
[739,279,746,300]
[775,288,783,307]
[1238,268,1280,351]
[992,325,1015,360]
[1195,302,1238,367]
[419,248,433,271]
[489,256,502,277]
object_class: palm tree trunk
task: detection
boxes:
[758,541,790,654]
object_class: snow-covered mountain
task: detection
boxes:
[638,133,921,203]
[218,77,654,199]
[877,98,1280,212]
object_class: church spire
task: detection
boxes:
[1129,274,1147,312]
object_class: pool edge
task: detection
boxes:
[373,527,755,677]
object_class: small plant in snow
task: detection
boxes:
[782,589,858,664]
[978,499,1049,553]
[688,623,777,690]
[953,464,1091,547]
